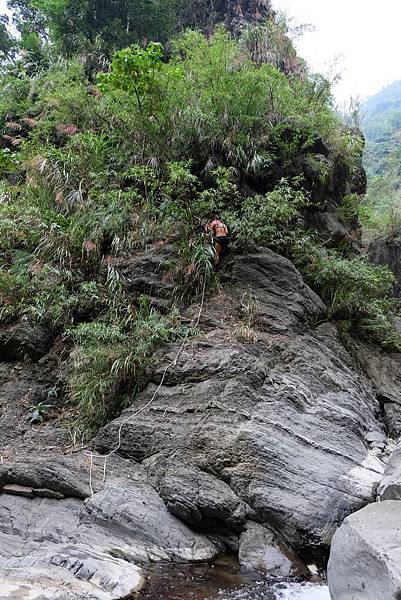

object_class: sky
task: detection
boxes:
[1,0,400,104]
[271,0,401,104]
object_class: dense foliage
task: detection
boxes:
[295,239,401,349]
[4,0,272,61]
[0,14,15,61]
[362,79,401,178]
[0,16,399,430]
[361,80,401,234]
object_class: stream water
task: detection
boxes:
[135,557,330,600]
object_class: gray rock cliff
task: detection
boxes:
[1,247,400,597]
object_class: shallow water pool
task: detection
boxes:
[135,557,330,600]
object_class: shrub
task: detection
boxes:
[337,193,361,227]
[175,234,216,301]
[67,294,184,430]
[0,262,36,322]
[238,178,309,252]
[294,239,401,349]
[96,28,348,173]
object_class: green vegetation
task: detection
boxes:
[27,401,52,423]
[362,146,401,235]
[0,11,400,431]
[362,79,401,179]
[295,239,401,349]
[68,293,184,431]
[0,15,15,61]
[238,178,309,252]
[361,80,401,235]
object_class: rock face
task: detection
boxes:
[378,442,401,500]
[0,320,53,361]
[238,521,309,577]
[352,339,401,436]
[2,246,400,595]
[0,454,218,599]
[96,250,387,560]
[111,242,176,312]
[301,136,366,247]
[180,0,273,35]
[328,501,401,600]
[144,454,252,534]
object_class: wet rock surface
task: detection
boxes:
[328,500,401,600]
[238,521,309,578]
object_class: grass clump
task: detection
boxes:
[68,293,184,431]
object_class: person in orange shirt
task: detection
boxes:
[205,216,230,266]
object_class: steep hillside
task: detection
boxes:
[1,3,401,598]
[363,78,401,178]
[361,80,401,233]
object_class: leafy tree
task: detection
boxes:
[97,42,164,111]
[0,14,16,62]
[8,0,177,56]
[7,0,47,35]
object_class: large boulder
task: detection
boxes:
[144,453,252,533]
[328,501,401,600]
[95,250,385,559]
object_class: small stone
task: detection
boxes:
[2,484,35,498]
[34,488,64,500]
[365,431,387,444]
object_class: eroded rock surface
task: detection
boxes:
[378,442,401,500]
[0,454,218,599]
[2,248,400,596]
[352,339,401,436]
[96,250,387,558]
[144,453,252,533]
[238,521,309,577]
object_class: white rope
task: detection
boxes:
[86,264,209,494]
[89,450,94,496]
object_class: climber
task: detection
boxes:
[205,216,230,266]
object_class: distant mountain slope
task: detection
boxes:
[362,79,401,178]
[361,80,401,233]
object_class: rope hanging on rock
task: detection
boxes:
[85,265,209,494]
